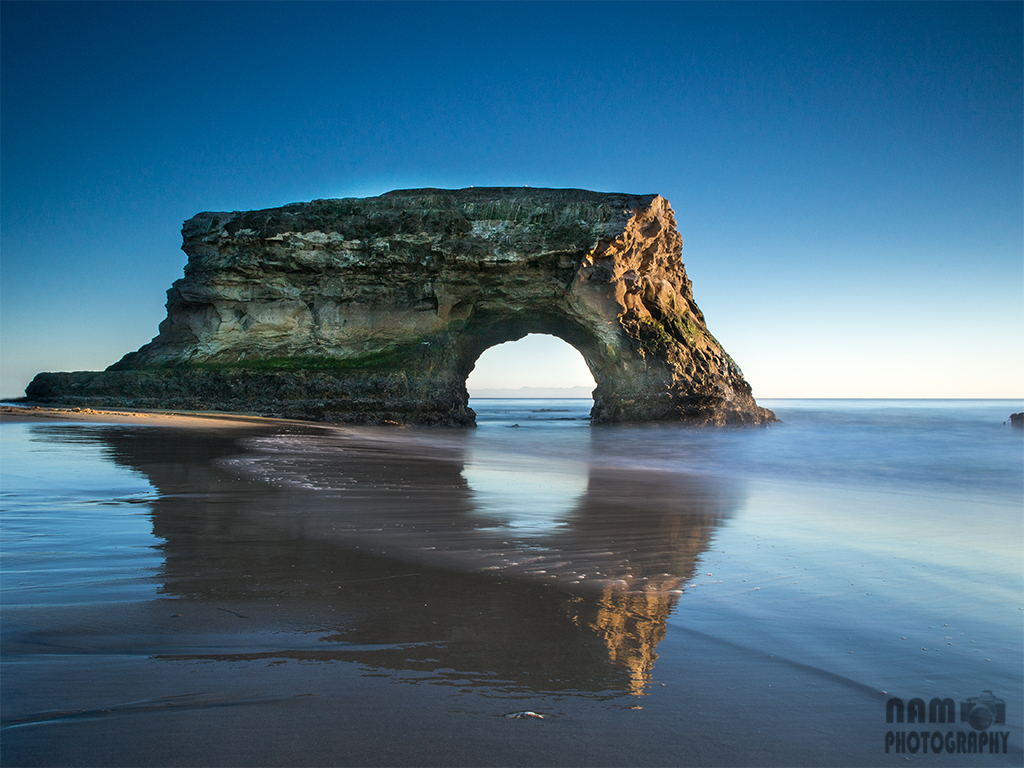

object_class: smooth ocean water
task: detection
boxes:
[1,399,1021,766]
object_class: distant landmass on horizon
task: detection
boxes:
[468,386,594,399]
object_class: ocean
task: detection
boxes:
[1,399,1021,766]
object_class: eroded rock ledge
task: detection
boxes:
[27,187,775,426]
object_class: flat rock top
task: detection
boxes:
[376,187,657,207]
[184,188,661,239]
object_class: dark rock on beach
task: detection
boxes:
[27,187,775,427]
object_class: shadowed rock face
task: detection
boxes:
[27,187,774,426]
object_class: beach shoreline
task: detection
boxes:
[0,403,329,430]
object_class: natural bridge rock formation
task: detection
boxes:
[27,187,775,426]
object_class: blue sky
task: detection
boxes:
[2,1,1021,399]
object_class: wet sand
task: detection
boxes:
[1,403,1020,766]
[2,600,892,767]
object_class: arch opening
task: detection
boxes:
[466,334,596,400]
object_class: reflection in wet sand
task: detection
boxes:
[567,583,678,695]
[555,466,726,693]
[39,424,742,696]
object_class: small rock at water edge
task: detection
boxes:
[504,711,545,720]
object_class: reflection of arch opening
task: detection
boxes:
[466,334,596,398]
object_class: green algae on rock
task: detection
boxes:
[26,187,775,426]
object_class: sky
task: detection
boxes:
[2,1,1021,400]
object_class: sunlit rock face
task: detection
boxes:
[27,187,774,426]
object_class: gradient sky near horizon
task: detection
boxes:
[2,1,1021,400]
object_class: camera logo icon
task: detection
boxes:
[960,691,1006,731]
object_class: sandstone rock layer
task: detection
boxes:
[27,187,775,426]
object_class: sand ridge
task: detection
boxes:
[0,404,321,430]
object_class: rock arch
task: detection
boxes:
[27,188,775,426]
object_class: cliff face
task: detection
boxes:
[27,187,775,426]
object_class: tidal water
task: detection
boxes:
[1,399,1021,766]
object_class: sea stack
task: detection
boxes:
[27,187,776,426]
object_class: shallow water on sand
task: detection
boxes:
[1,400,1021,766]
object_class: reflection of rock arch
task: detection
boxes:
[558,465,730,694]
[571,584,678,696]
[43,422,740,696]
[28,188,774,427]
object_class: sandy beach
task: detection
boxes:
[1,401,1020,766]
[0,404,322,429]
